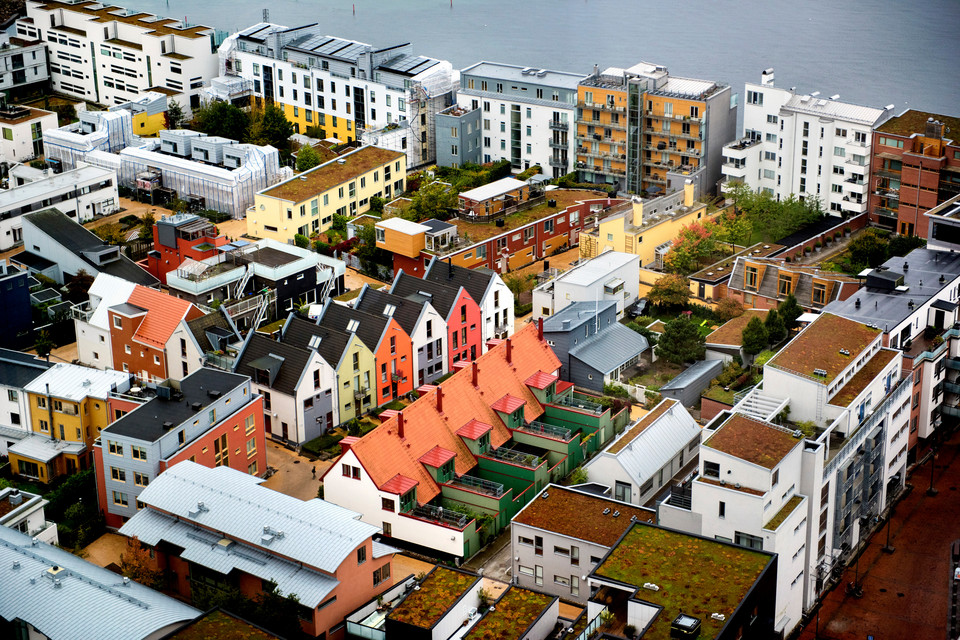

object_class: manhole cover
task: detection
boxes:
[294,460,301,464]
[880,588,887,592]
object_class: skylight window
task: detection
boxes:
[347,319,360,333]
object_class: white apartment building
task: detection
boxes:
[721,69,892,217]
[219,23,456,168]
[17,0,219,110]
[457,62,584,177]
[0,162,118,250]
[71,272,137,371]
[532,250,640,320]
[0,349,52,456]
[0,36,50,94]
[0,104,58,164]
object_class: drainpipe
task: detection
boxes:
[45,383,54,442]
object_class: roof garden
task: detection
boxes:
[705,309,769,347]
[387,567,479,629]
[763,495,804,531]
[464,587,554,640]
[260,146,405,203]
[690,243,784,283]
[876,110,960,139]
[828,349,899,407]
[704,414,800,469]
[766,313,880,384]
[594,524,771,639]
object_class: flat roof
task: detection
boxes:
[0,105,55,126]
[459,177,528,202]
[767,313,880,384]
[388,567,479,628]
[782,94,887,126]
[260,146,404,203]
[706,309,770,347]
[690,243,784,283]
[24,363,130,401]
[30,1,213,38]
[829,349,899,407]
[650,76,722,100]
[376,217,430,234]
[464,587,554,640]
[556,251,638,287]
[876,109,960,139]
[460,61,585,89]
[704,413,801,469]
[452,189,615,241]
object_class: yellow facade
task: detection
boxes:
[576,83,628,183]
[642,95,705,191]
[131,111,167,137]
[280,102,355,143]
[248,146,406,244]
[337,334,377,423]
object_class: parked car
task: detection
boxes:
[628,298,649,318]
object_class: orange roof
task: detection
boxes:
[126,285,201,348]
[767,313,880,384]
[457,419,492,440]
[419,446,456,468]
[380,474,418,495]
[346,323,561,504]
[706,309,769,347]
[525,371,558,390]
[491,394,526,414]
[704,414,801,469]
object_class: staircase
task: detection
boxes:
[317,263,335,301]
[233,265,253,300]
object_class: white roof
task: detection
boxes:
[459,177,528,202]
[376,217,431,234]
[657,77,718,98]
[24,363,130,401]
[556,251,639,287]
[85,273,137,330]
[9,434,85,463]
[782,94,887,126]
[0,164,115,210]
[122,462,382,575]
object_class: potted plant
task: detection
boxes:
[804,246,812,255]
[834,231,841,241]
[624,624,638,639]
[844,226,852,236]
[815,241,823,251]
[600,609,615,628]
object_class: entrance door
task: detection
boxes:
[935,309,945,330]
[281,422,289,441]
[615,481,631,503]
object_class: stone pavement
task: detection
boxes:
[797,429,960,640]
[261,440,330,501]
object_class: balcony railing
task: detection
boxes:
[391,372,402,382]
[204,351,236,370]
[490,447,541,468]
[578,101,625,113]
[873,206,898,219]
[517,420,572,441]
[447,474,504,497]
[354,386,369,400]
[548,120,569,131]
[942,404,960,418]
[946,381,960,395]
[548,157,568,168]
[408,504,469,529]
[554,394,604,414]
[70,302,94,323]
[549,139,568,149]
[576,118,625,131]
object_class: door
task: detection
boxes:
[281,422,289,441]
[935,309,945,330]
[615,481,631,503]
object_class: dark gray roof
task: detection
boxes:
[932,299,959,312]
[186,310,239,353]
[420,218,456,234]
[728,258,851,308]
[103,368,249,441]
[569,323,649,373]
[23,209,159,286]
[109,302,147,316]
[391,270,462,318]
[354,287,424,336]
[658,359,724,392]
[424,258,493,310]
[542,300,618,333]
[235,333,311,396]
[0,348,52,388]
[283,316,353,369]
[14,252,55,270]
[317,302,388,353]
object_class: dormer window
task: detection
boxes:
[478,433,490,453]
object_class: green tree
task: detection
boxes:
[715,297,745,323]
[368,195,385,213]
[741,316,769,356]
[295,145,322,172]
[407,180,457,221]
[193,101,249,141]
[34,330,54,361]
[655,316,705,365]
[293,234,310,249]
[648,274,691,309]
[138,212,156,240]
[93,223,126,245]
[714,210,754,253]
[778,293,803,333]
[247,104,294,150]
[887,233,926,258]
[504,274,525,299]
[163,100,185,130]
[764,308,788,343]
[331,213,349,232]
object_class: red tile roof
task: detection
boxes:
[525,371,559,390]
[556,380,574,394]
[457,419,493,440]
[419,446,456,468]
[126,285,201,349]
[345,323,561,504]
[767,313,880,384]
[704,414,801,469]
[491,394,526,414]
[380,474,418,495]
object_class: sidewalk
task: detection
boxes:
[797,429,960,639]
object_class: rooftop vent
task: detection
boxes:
[671,614,701,639]
[8,489,22,506]
[813,368,828,377]
[612,510,620,517]
[602,508,611,515]
[710,613,726,621]
[541,491,549,499]
[162,421,173,430]
[336,159,346,165]
[793,430,803,438]
[217,538,234,550]
[208,389,221,399]
[187,501,208,518]
[855,298,861,309]
[642,582,660,591]
[191,402,202,411]
[839,348,850,356]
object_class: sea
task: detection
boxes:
[124,0,960,119]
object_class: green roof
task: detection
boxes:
[387,567,479,629]
[764,495,804,531]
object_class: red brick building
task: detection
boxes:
[143,213,229,285]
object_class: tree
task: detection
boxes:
[93,223,126,245]
[655,316,705,365]
[847,229,889,268]
[741,316,769,356]
[119,536,165,590]
[648,274,691,309]
[369,195,385,213]
[64,269,95,303]
[192,101,249,141]
[247,104,294,150]
[715,297,745,323]
[714,210,754,253]
[163,100,185,130]
[407,180,457,222]
[778,293,803,333]
[764,308,788,344]
[504,274,525,299]
[293,234,310,249]
[138,212,156,240]
[34,330,54,361]
[888,233,926,258]
[295,145,321,172]
[663,220,718,274]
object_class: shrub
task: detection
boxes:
[603,383,630,398]
[514,302,533,317]
[804,246,812,254]
[302,432,344,456]
[815,241,822,248]
[715,298,745,323]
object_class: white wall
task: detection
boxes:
[410,303,448,386]
[433,578,484,640]
[166,322,204,381]
[481,274,515,345]
[74,320,113,370]
[0,112,58,164]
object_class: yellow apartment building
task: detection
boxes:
[10,364,131,484]
[576,75,628,187]
[247,146,406,243]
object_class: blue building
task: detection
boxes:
[435,104,482,168]
[0,260,32,349]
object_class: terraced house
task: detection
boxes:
[323,322,630,560]
[726,257,860,311]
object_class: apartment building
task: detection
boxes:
[532,250,640,319]
[0,349,52,455]
[95,369,265,528]
[0,104,57,164]
[0,35,50,97]
[0,487,57,544]
[575,66,633,189]
[143,213,229,285]
[18,0,219,109]
[119,461,391,639]
[435,103,482,168]
[10,363,130,484]
[220,23,455,167]
[867,109,960,237]
[71,273,136,370]
[423,257,514,346]
[248,145,405,244]
[457,62,583,177]
[0,261,32,350]
[720,69,890,217]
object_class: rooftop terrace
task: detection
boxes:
[260,146,404,203]
[388,567,479,629]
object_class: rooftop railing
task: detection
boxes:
[554,395,604,414]
[447,474,504,497]
[408,504,469,529]
[517,420,572,441]
[490,447,541,468]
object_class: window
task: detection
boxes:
[111,467,126,482]
[744,266,759,291]
[719,501,725,518]
[247,437,257,457]
[373,563,390,586]
[357,546,367,564]
[134,472,149,487]
[382,498,395,512]
[535,565,543,586]
[834,146,846,157]
[108,440,123,456]
[878,136,904,149]
[113,316,122,329]
[746,90,763,106]
[778,274,792,297]
[245,414,256,435]
[518,565,534,576]
[132,446,146,461]
[765,133,777,143]
[534,536,543,556]
[735,531,763,551]
[767,114,778,124]
[213,434,228,467]
[112,491,128,507]
[704,461,720,478]
[812,282,827,307]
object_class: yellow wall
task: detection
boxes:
[132,111,167,137]
[16,392,108,482]
[280,102,355,143]
[643,95,706,187]
[577,85,628,175]
[337,335,377,423]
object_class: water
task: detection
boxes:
[126,0,959,117]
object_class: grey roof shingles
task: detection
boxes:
[354,287,424,336]
[424,258,494,310]
[283,316,354,369]
[391,270,464,319]
[317,302,389,354]
[235,333,312,396]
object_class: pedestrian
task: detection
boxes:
[312,465,316,478]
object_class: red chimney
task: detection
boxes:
[506,338,512,363]
[436,386,443,413]
[472,361,479,387]
[397,411,404,439]
[538,317,544,340]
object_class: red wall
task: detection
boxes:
[145,224,228,285]
[446,289,483,368]
[393,253,427,278]
[108,309,167,382]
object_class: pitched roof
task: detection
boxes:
[457,419,492,440]
[513,485,655,546]
[0,525,199,640]
[704,413,801,469]
[344,322,560,504]
[542,300,617,333]
[84,273,138,330]
[22,208,159,286]
[185,309,238,353]
[424,258,496,309]
[525,371,558,390]
[235,333,314,396]
[419,446,456,467]
[317,302,389,354]
[125,285,201,348]
[391,270,466,319]
[606,399,678,454]
[569,323,649,373]
[283,315,354,369]
[0,348,52,389]
[354,286,425,336]
[380,474,419,494]
[706,309,769,347]
[490,394,525,414]
[766,313,880,383]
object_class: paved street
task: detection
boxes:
[262,439,329,501]
[797,430,960,640]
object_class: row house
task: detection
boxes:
[119,461,393,639]
[687,242,785,305]
[323,322,630,560]
[95,368,266,529]
[726,257,860,312]
[0,348,52,456]
[391,271,482,369]
[143,213,229,285]
[423,257,514,346]
[532,250,640,320]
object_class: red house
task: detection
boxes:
[391,270,483,367]
[143,213,229,285]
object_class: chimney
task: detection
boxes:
[631,198,643,227]
[593,63,599,78]
[538,317,544,340]
[448,257,453,279]
[683,179,695,207]
[397,411,405,439]
[506,338,512,363]
[436,385,443,413]
[472,361,479,387]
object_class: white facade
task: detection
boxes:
[721,69,890,217]
[0,106,58,164]
[407,303,448,388]
[18,1,219,110]
[0,488,58,544]
[482,273,515,343]
[0,162,118,251]
[72,273,137,371]
[250,350,338,445]
[532,251,640,319]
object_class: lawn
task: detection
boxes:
[627,360,683,390]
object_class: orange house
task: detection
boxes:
[118,461,394,639]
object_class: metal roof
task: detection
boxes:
[0,526,199,640]
[288,34,371,61]
[782,94,887,127]
[459,177,528,203]
[569,323,649,373]
[542,300,617,332]
[23,363,131,402]
[659,359,724,392]
[652,77,720,99]
[9,434,85,463]
[122,462,381,575]
[0,348,52,389]
[460,61,585,89]
[376,217,430,234]
[552,252,638,287]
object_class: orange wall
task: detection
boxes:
[373,319,415,406]
[380,227,426,259]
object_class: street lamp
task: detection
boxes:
[881,509,895,554]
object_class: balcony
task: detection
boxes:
[946,358,960,371]
[548,120,569,131]
[407,504,470,529]
[941,404,960,418]
[725,137,761,152]
[549,139,568,149]
[873,206,898,219]
[204,351,237,371]
[645,174,667,184]
[391,372,402,382]
[548,157,568,169]
[846,157,868,167]
[722,163,748,179]
[844,175,866,185]
[554,394,604,414]
[876,168,901,179]
[648,111,703,123]
[446,474,504,497]
[70,301,94,323]
[516,420,573,441]
[490,447,541,468]
[578,100,626,114]
[873,188,899,200]
[354,386,369,400]
[576,117,625,131]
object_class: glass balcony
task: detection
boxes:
[446,474,504,497]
